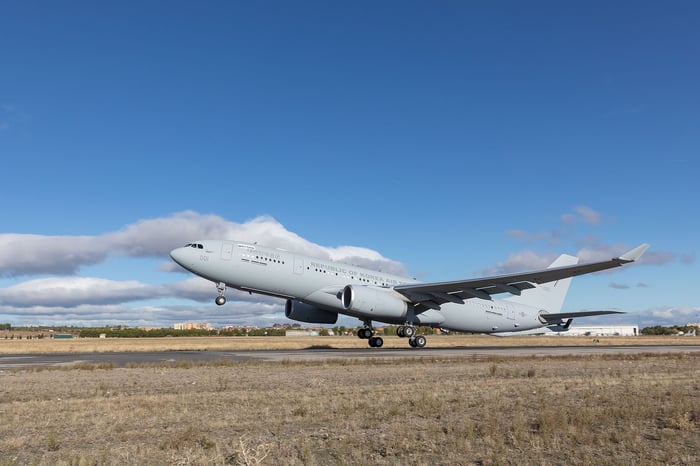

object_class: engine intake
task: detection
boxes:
[285,300,338,324]
[341,285,408,320]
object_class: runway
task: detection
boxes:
[1,344,699,369]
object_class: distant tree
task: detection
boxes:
[641,325,697,336]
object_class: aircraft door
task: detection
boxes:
[507,304,515,321]
[293,256,304,275]
[221,242,233,261]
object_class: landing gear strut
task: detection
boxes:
[214,282,227,306]
[397,325,426,348]
[357,322,383,348]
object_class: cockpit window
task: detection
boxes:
[184,243,204,249]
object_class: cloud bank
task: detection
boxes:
[494,205,684,275]
[0,212,405,326]
[0,211,406,278]
[0,208,694,328]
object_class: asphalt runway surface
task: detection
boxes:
[2,344,699,369]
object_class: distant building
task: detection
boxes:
[562,325,639,336]
[173,322,212,330]
[285,330,320,337]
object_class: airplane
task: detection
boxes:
[170,240,649,348]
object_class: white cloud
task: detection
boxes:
[680,253,696,265]
[0,277,160,307]
[0,234,107,276]
[574,206,601,225]
[0,211,406,278]
[510,205,604,247]
[0,301,289,329]
[560,205,602,226]
[480,240,671,276]
[500,205,681,272]
[480,250,557,275]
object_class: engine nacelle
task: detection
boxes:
[285,300,338,324]
[341,285,408,320]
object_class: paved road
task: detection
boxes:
[1,344,699,369]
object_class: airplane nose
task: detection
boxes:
[170,247,187,266]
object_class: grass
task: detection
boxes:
[0,352,698,465]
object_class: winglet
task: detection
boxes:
[619,243,650,262]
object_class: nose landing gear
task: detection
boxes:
[214,282,227,305]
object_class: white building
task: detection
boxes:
[285,330,320,337]
[562,325,639,336]
[173,322,212,330]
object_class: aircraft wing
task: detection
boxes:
[393,243,649,310]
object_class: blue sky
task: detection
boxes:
[1,1,698,328]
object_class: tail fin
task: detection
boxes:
[505,254,578,312]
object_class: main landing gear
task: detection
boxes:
[397,325,426,348]
[357,322,383,348]
[214,282,227,306]
[358,322,428,348]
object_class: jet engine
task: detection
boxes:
[341,285,408,320]
[285,300,338,324]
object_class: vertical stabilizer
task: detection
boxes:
[505,254,578,312]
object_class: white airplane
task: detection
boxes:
[170,241,649,348]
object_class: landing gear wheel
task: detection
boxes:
[397,326,406,338]
[215,282,227,306]
[408,335,426,348]
[403,326,416,338]
[358,328,373,339]
[368,336,384,348]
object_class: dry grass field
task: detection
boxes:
[1,350,699,465]
[1,334,698,354]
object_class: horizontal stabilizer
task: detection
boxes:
[539,310,624,323]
